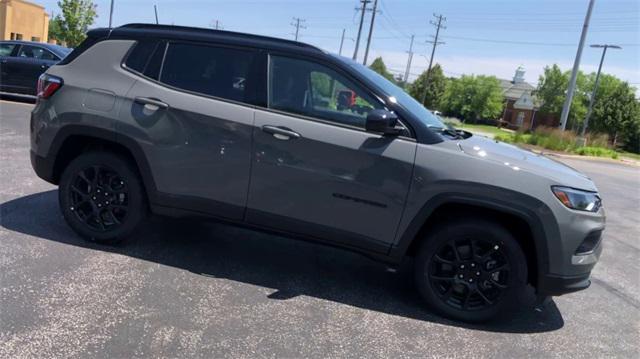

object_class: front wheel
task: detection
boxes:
[414,219,528,322]
[59,151,147,244]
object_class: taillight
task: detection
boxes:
[37,74,63,99]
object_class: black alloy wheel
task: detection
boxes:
[59,151,147,244]
[68,165,129,232]
[428,238,510,311]
[414,219,527,322]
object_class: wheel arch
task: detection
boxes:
[391,190,558,290]
[45,125,157,203]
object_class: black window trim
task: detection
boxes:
[265,52,415,140]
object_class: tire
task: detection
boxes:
[58,151,147,244]
[414,219,528,322]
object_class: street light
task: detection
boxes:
[580,44,622,138]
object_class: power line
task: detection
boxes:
[291,17,307,41]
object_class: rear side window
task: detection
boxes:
[18,45,58,60]
[160,42,258,104]
[124,39,160,73]
[0,43,16,56]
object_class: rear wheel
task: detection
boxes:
[59,151,147,244]
[414,219,527,322]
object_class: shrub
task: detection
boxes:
[573,146,619,159]
[494,126,619,159]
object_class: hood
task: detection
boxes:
[458,135,598,191]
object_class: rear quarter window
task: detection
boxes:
[124,39,160,73]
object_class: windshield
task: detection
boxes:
[340,56,446,129]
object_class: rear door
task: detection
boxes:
[246,55,416,251]
[10,45,59,94]
[119,40,264,220]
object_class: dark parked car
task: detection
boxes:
[0,41,71,95]
[30,24,604,322]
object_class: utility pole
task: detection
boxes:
[353,0,371,61]
[581,44,622,137]
[339,29,346,55]
[421,14,446,106]
[403,34,415,84]
[559,0,595,131]
[108,0,114,28]
[291,17,306,41]
[362,0,378,65]
[211,20,223,30]
[154,5,159,24]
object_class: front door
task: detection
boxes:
[119,41,263,220]
[247,55,416,252]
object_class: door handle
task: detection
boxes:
[262,125,301,140]
[134,97,169,110]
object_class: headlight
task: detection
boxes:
[552,186,601,212]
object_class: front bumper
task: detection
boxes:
[538,235,603,296]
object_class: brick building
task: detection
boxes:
[499,67,558,130]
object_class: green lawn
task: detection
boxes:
[453,123,514,138]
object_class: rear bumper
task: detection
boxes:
[30,150,56,184]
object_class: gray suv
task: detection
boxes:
[30,24,605,322]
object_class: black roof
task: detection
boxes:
[106,23,325,55]
[0,40,71,57]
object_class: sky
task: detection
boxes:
[39,0,639,90]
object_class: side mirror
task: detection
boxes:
[365,109,400,135]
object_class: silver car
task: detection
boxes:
[30,24,605,322]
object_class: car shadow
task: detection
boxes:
[1,190,564,333]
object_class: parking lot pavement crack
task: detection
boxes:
[590,277,640,310]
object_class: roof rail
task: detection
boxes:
[118,23,322,51]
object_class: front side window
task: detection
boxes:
[160,42,258,104]
[18,45,58,61]
[0,44,15,56]
[269,55,383,128]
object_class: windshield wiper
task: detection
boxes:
[427,125,464,139]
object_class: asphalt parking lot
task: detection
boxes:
[1,98,639,358]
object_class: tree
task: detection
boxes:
[48,16,63,43]
[586,74,640,152]
[408,64,447,110]
[534,64,588,130]
[51,0,98,48]
[440,74,503,122]
[368,57,396,83]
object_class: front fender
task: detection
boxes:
[390,181,560,282]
